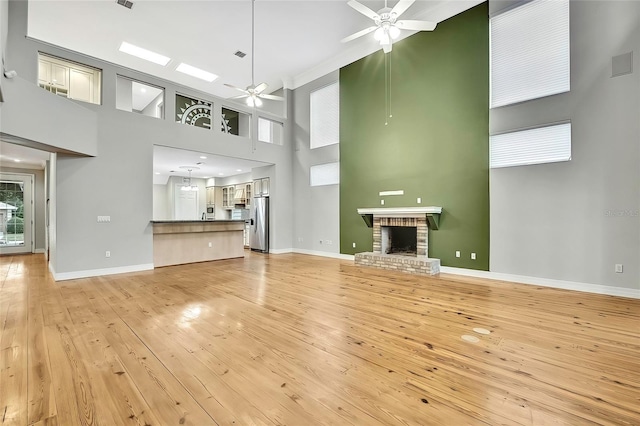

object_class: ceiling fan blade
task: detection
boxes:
[341,26,377,43]
[254,82,268,94]
[390,0,415,18]
[347,0,379,20]
[396,19,437,31]
[259,94,284,101]
[229,94,250,99]
[224,83,249,94]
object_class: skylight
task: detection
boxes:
[176,63,218,82]
[118,42,171,66]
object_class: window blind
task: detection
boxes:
[490,123,571,168]
[310,82,339,149]
[310,162,340,186]
[490,0,570,108]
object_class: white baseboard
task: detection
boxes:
[34,248,46,254]
[52,263,154,281]
[269,248,293,254]
[440,266,640,299]
[293,248,355,261]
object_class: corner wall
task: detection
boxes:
[291,71,341,255]
[489,0,640,291]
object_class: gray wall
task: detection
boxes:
[291,71,340,254]
[1,1,97,155]
[5,0,292,274]
[489,0,640,290]
[0,166,46,251]
[0,0,7,101]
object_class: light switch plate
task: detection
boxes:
[455,250,461,258]
[615,264,623,273]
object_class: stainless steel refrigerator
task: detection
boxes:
[250,196,269,252]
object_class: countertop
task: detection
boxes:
[151,220,245,224]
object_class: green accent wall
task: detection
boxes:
[339,3,489,270]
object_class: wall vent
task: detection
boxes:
[234,51,247,58]
[116,0,134,9]
[612,52,633,77]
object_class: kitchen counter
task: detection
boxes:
[151,220,245,267]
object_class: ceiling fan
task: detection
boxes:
[224,0,284,107]
[341,0,437,53]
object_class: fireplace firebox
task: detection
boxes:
[382,226,417,256]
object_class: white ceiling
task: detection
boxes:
[131,80,163,111]
[27,0,482,100]
[0,142,50,170]
[153,145,272,185]
[13,0,481,173]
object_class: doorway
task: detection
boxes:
[0,173,34,254]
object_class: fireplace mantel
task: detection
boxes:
[357,206,442,230]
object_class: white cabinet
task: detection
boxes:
[69,68,95,103]
[38,54,101,104]
[222,185,235,209]
[206,187,215,206]
[253,178,270,197]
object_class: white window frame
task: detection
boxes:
[490,0,570,108]
[310,82,339,149]
[490,122,572,169]
[310,162,340,187]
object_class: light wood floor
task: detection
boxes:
[1,253,639,425]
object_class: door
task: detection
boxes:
[0,174,34,255]
[174,184,199,220]
[69,68,94,102]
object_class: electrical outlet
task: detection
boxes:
[455,250,461,258]
[381,199,385,205]
[417,197,422,204]
[105,251,111,258]
[326,240,332,245]
[471,252,476,260]
[208,242,212,248]
[615,264,623,273]
[352,242,356,248]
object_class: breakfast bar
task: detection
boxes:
[151,220,245,267]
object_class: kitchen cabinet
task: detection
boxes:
[222,185,235,209]
[206,187,215,206]
[38,54,102,104]
[244,182,252,208]
[253,178,270,197]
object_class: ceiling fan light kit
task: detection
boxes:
[342,0,436,53]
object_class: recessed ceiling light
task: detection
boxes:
[218,173,224,176]
[14,159,21,162]
[199,156,207,159]
[119,42,171,66]
[141,88,147,93]
[236,169,242,172]
[155,172,160,175]
[176,63,218,82]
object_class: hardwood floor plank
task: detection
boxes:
[0,257,28,426]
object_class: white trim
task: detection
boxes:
[293,248,355,261]
[34,248,46,254]
[379,190,404,196]
[269,248,293,254]
[440,266,640,299]
[52,263,154,281]
[357,206,442,216]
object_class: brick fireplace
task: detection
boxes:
[355,207,442,276]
